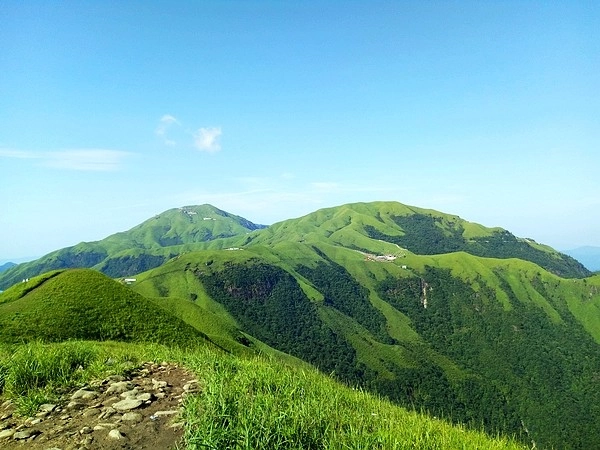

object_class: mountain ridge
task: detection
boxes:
[1,200,600,447]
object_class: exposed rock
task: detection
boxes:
[0,361,199,449]
[107,429,124,440]
[112,398,143,411]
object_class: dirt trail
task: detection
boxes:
[0,362,199,450]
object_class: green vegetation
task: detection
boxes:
[0,204,265,290]
[0,340,526,450]
[1,200,599,448]
[0,269,209,346]
[377,266,600,449]
[364,213,590,278]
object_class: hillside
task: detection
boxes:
[0,262,16,273]
[0,340,526,450]
[1,200,598,447]
[131,203,600,449]
[229,201,590,278]
[0,205,265,290]
[0,269,210,346]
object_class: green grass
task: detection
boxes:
[0,340,175,415]
[182,347,526,450]
[0,340,526,449]
[0,268,210,346]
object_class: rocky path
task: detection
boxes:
[0,362,199,450]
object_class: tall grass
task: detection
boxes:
[0,340,176,415]
[0,341,525,449]
[181,350,526,450]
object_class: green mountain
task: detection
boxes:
[128,201,599,449]
[1,200,597,448]
[0,262,16,273]
[0,205,265,290]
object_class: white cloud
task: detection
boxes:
[193,127,222,153]
[0,148,131,171]
[155,115,179,146]
[0,149,38,159]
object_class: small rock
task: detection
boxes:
[39,403,57,413]
[120,388,140,399]
[154,410,179,416]
[80,435,94,445]
[121,412,143,423]
[82,409,99,418]
[80,426,93,434]
[112,398,143,411]
[108,429,125,440]
[1,400,13,409]
[152,379,169,389]
[106,381,133,395]
[29,418,43,425]
[93,425,106,431]
[136,392,153,402]
[0,412,12,420]
[66,401,84,410]
[13,429,37,440]
[0,428,15,439]
[71,388,98,401]
[98,406,116,419]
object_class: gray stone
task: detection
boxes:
[112,398,143,411]
[121,412,143,423]
[106,381,132,395]
[154,410,178,416]
[136,392,153,402]
[120,388,140,399]
[108,429,125,440]
[0,428,15,439]
[13,429,37,440]
[39,403,57,413]
[66,401,84,410]
[71,389,98,401]
[80,426,93,434]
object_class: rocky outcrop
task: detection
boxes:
[0,361,200,450]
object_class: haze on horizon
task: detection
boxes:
[1,1,598,260]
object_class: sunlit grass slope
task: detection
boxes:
[0,269,209,346]
[0,340,526,450]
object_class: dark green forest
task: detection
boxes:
[377,267,600,449]
[364,213,590,278]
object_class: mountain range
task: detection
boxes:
[1,200,599,449]
[564,246,600,272]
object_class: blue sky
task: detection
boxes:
[1,1,598,261]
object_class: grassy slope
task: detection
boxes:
[133,239,600,448]
[0,269,209,347]
[0,340,526,450]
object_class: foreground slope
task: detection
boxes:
[0,269,209,346]
[0,205,265,290]
[134,203,600,449]
[0,340,526,450]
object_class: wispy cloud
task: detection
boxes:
[155,114,180,146]
[193,127,222,153]
[0,148,131,171]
